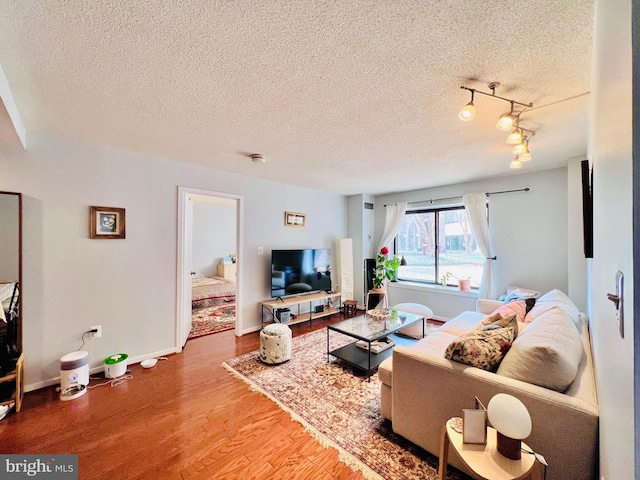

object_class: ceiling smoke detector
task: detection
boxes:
[251,154,266,164]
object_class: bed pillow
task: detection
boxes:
[444,315,517,371]
[497,306,584,392]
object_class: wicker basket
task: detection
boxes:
[367,308,391,322]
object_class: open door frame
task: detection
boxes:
[176,186,244,350]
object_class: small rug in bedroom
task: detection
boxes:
[222,329,467,480]
[189,304,235,338]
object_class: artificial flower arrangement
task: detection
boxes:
[373,246,401,289]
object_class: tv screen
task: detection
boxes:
[271,249,332,298]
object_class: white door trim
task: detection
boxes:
[176,186,244,350]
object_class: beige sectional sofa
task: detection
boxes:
[379,290,599,480]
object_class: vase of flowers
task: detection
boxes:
[373,247,400,291]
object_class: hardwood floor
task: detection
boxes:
[2,315,367,480]
[2,314,544,480]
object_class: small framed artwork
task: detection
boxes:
[462,397,487,444]
[90,206,126,239]
[285,211,306,227]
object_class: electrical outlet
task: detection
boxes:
[90,325,102,338]
[258,246,263,255]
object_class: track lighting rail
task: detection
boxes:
[460,86,533,109]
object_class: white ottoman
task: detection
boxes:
[393,303,434,338]
[260,323,292,364]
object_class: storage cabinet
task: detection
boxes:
[217,263,237,281]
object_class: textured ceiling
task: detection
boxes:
[0,1,594,195]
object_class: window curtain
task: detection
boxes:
[462,193,497,299]
[377,202,407,252]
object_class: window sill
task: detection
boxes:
[387,281,479,299]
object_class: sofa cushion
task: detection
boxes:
[437,311,486,336]
[497,306,584,391]
[526,289,581,328]
[444,315,517,371]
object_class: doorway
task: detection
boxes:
[176,187,243,350]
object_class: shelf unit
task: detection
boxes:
[0,353,23,413]
[260,291,342,327]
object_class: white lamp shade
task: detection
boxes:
[487,393,532,439]
[496,114,514,131]
[506,129,522,144]
[512,143,527,154]
[520,151,532,161]
[459,103,475,121]
[510,158,522,169]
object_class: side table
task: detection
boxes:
[438,418,535,480]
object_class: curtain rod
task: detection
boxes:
[384,188,529,207]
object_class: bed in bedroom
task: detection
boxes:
[192,276,236,310]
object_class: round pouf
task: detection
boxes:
[260,323,292,365]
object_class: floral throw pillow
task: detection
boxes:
[444,315,518,371]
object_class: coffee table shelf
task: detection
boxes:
[327,310,425,379]
[328,334,416,373]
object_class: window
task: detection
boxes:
[395,205,484,288]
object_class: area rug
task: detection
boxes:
[222,329,467,480]
[189,304,235,338]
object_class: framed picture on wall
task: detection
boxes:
[285,211,306,227]
[90,206,126,239]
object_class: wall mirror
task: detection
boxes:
[0,191,21,377]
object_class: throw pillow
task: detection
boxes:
[444,315,517,371]
[497,306,584,392]
[475,300,526,328]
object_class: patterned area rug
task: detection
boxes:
[189,304,235,339]
[223,328,467,480]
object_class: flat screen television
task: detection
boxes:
[271,249,332,298]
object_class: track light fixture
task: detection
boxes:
[459,90,475,121]
[496,102,517,131]
[506,128,522,145]
[459,82,536,168]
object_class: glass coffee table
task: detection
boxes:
[327,310,425,380]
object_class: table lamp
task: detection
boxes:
[487,393,532,460]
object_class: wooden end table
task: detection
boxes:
[438,418,535,480]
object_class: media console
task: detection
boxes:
[260,291,342,327]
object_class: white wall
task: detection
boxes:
[192,201,236,277]
[589,0,634,478]
[0,132,346,389]
[372,169,574,317]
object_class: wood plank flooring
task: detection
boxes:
[2,315,367,480]
[2,313,545,480]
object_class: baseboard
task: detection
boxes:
[24,346,179,393]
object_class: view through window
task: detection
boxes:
[395,206,484,288]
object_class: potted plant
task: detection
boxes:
[457,276,471,291]
[373,247,400,290]
[440,271,452,287]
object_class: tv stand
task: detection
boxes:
[260,291,342,327]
